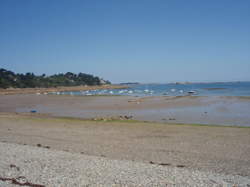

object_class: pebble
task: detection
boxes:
[0,142,250,186]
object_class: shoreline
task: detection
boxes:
[0,84,128,95]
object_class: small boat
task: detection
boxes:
[188,90,197,94]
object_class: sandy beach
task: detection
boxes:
[0,93,250,186]
[1,0,249,185]
[0,113,250,186]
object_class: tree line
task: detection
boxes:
[0,68,110,88]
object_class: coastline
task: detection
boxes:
[0,84,127,95]
[0,94,250,185]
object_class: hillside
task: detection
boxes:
[0,68,110,88]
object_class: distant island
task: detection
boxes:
[0,68,110,89]
[119,82,140,85]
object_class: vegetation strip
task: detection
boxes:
[1,112,249,128]
[0,68,110,88]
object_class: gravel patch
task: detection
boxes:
[0,142,249,187]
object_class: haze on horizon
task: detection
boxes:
[0,0,249,83]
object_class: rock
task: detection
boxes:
[169,118,176,120]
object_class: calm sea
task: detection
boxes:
[55,82,250,97]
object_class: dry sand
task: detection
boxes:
[0,113,250,177]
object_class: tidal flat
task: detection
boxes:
[1,94,250,126]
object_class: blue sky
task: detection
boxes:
[0,0,249,83]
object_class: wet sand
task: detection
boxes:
[0,113,250,177]
[0,94,250,126]
[0,85,127,95]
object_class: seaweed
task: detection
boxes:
[0,176,45,187]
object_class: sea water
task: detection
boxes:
[52,82,250,97]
